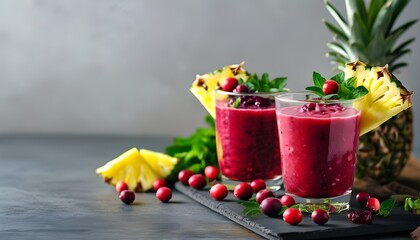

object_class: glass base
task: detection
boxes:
[287,190,351,213]
[221,176,283,192]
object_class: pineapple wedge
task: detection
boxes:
[344,60,413,136]
[96,148,177,192]
[190,62,249,118]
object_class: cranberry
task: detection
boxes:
[209,184,228,201]
[322,80,340,95]
[356,192,371,207]
[119,190,135,205]
[347,210,372,224]
[260,197,282,218]
[250,179,266,193]
[256,189,275,204]
[279,195,296,207]
[153,179,167,192]
[188,174,206,189]
[221,77,238,92]
[178,169,194,185]
[233,182,254,200]
[311,209,329,225]
[283,208,303,225]
[116,181,128,193]
[366,197,380,213]
[204,166,219,181]
[233,84,249,93]
[156,187,172,202]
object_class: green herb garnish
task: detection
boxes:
[403,197,420,214]
[377,199,396,217]
[306,71,368,100]
[165,115,217,184]
[239,73,288,93]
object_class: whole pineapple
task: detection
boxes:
[323,0,417,183]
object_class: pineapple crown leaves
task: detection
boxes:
[305,71,368,100]
[323,0,418,72]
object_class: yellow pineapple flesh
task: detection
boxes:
[344,60,413,136]
[190,62,249,118]
[96,148,177,192]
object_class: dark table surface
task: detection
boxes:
[0,135,417,240]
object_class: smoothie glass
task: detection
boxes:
[215,90,282,190]
[275,92,361,212]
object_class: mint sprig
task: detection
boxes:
[305,71,368,100]
[239,73,288,93]
[377,199,396,217]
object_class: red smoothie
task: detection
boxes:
[215,100,282,182]
[277,103,360,198]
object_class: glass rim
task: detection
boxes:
[275,91,362,104]
[216,88,289,97]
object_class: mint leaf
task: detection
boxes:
[313,72,326,88]
[239,200,261,217]
[233,97,241,108]
[378,199,396,217]
[305,86,324,96]
[346,86,368,99]
[331,72,344,84]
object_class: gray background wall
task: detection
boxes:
[0,0,419,155]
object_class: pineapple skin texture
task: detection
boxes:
[96,148,177,192]
[190,62,249,118]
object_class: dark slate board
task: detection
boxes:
[175,182,420,240]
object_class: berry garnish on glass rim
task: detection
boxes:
[306,71,368,100]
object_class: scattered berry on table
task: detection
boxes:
[153,179,167,192]
[250,179,266,193]
[119,190,135,205]
[366,197,380,213]
[256,189,275,204]
[260,197,282,218]
[283,208,303,225]
[204,166,219,181]
[279,195,296,207]
[347,210,372,224]
[311,209,329,225]
[209,184,228,201]
[116,181,128,193]
[156,187,172,203]
[188,174,207,189]
[178,169,194,185]
[356,192,371,207]
[233,182,254,200]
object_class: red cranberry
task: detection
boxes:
[233,182,254,200]
[178,169,194,185]
[233,84,249,93]
[250,179,266,193]
[322,80,340,95]
[119,190,135,205]
[256,189,275,204]
[221,77,238,92]
[311,209,329,225]
[188,174,206,189]
[347,210,372,224]
[260,197,282,218]
[153,179,167,192]
[156,187,172,203]
[283,208,303,225]
[366,197,380,213]
[279,195,296,207]
[116,181,128,193]
[356,192,371,207]
[209,184,228,201]
[204,166,219,181]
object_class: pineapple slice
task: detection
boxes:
[139,149,178,179]
[190,62,249,118]
[344,60,413,136]
[96,148,177,192]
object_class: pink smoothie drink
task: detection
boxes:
[215,96,282,182]
[277,103,360,198]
